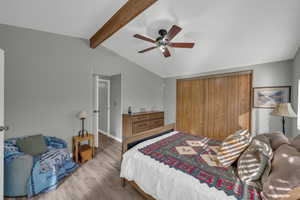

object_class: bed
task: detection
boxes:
[120,125,261,200]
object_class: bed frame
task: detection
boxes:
[121,124,176,200]
[122,123,176,154]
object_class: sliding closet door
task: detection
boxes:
[207,76,229,140]
[176,72,252,140]
[176,79,208,136]
[237,74,252,131]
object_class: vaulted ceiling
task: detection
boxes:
[1,0,300,77]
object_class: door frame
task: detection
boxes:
[0,48,4,200]
[97,78,110,135]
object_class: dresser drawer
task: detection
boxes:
[132,115,149,123]
[133,121,150,134]
[149,112,164,120]
[149,119,164,129]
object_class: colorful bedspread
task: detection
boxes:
[5,136,78,197]
[139,132,261,200]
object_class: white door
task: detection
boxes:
[98,80,110,135]
[0,49,5,200]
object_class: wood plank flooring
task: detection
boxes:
[5,134,145,200]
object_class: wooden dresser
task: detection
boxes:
[122,111,164,139]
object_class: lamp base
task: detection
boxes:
[78,118,88,137]
[78,129,88,137]
[282,116,286,135]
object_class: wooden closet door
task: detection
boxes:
[177,79,207,135]
[238,74,251,131]
[207,76,228,140]
[176,72,252,141]
[226,75,240,136]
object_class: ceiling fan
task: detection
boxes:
[134,25,195,58]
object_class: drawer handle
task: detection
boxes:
[136,124,147,127]
[134,117,148,121]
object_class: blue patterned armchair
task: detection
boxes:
[4,135,78,197]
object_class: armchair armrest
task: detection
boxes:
[4,154,34,197]
[4,139,25,164]
[44,136,67,149]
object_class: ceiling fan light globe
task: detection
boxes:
[159,46,166,52]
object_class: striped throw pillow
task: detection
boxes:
[217,129,252,167]
[237,135,273,184]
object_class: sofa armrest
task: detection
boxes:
[281,185,300,200]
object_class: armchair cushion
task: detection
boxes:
[16,134,47,156]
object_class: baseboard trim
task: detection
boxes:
[98,130,122,143]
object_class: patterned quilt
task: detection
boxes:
[139,132,261,200]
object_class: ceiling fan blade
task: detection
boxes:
[169,42,195,48]
[162,47,171,57]
[134,34,156,43]
[166,25,182,41]
[138,46,158,53]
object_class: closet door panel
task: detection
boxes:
[238,74,251,130]
[210,77,228,140]
[190,79,206,136]
[206,78,215,139]
[176,80,193,132]
[226,75,239,136]
[176,80,183,132]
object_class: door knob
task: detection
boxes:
[93,110,100,113]
[0,126,9,132]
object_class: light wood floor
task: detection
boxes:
[5,134,145,200]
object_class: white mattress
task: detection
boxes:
[120,131,236,200]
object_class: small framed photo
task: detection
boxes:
[253,86,291,109]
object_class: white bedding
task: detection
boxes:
[120,131,236,200]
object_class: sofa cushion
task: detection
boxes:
[262,144,300,200]
[291,135,300,151]
[261,132,289,150]
[16,134,47,156]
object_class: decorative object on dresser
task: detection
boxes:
[73,134,95,163]
[128,106,132,114]
[253,86,291,108]
[122,111,164,152]
[77,110,89,137]
[271,103,297,135]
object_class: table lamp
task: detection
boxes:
[77,111,89,137]
[271,103,297,135]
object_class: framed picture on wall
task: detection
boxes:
[253,86,291,108]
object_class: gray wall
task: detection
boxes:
[0,24,164,148]
[110,74,122,141]
[164,60,294,136]
[292,47,300,136]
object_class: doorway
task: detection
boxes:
[93,74,122,149]
[98,79,110,135]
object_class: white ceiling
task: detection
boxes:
[1,0,300,77]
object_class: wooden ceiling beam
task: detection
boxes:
[90,0,157,49]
